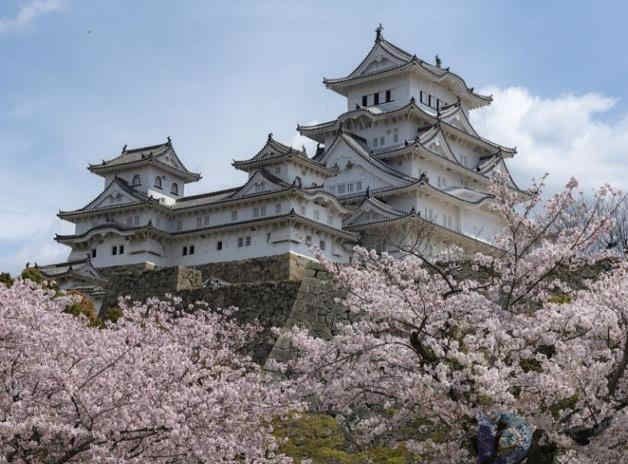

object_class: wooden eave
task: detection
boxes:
[88,158,201,183]
[232,153,335,176]
[58,199,162,221]
[299,101,515,155]
[324,58,491,109]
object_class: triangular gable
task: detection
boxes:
[154,145,188,172]
[344,197,405,227]
[229,170,289,199]
[347,41,410,79]
[441,106,479,137]
[489,159,520,190]
[419,128,459,164]
[80,178,148,212]
[321,133,416,189]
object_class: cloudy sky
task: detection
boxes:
[1,0,627,273]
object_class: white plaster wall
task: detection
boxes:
[353,118,415,151]
[460,207,505,243]
[408,75,457,110]
[346,75,410,112]
[104,166,187,198]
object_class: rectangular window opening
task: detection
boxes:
[362,95,368,106]
[373,92,380,105]
[385,89,391,102]
[217,241,223,250]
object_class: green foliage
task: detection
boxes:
[273,414,420,463]
[63,292,101,328]
[0,272,13,287]
[548,395,579,419]
[548,293,572,304]
[520,358,543,373]
[20,267,45,284]
[101,306,123,324]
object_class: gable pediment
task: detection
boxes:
[321,135,416,192]
[230,170,286,199]
[425,131,458,163]
[351,42,409,79]
[344,198,405,227]
[80,179,146,212]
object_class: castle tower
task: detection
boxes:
[298,26,520,253]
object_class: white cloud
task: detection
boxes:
[0,0,65,34]
[470,86,628,193]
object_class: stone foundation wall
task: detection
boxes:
[192,253,313,283]
[103,270,301,362]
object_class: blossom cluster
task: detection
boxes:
[0,282,298,463]
[279,176,628,462]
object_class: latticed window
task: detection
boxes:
[154,177,162,189]
[171,183,179,195]
[132,174,141,186]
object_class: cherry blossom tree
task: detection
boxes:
[278,176,627,463]
[0,280,298,463]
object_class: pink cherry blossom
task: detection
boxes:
[0,281,299,463]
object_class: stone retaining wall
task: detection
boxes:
[192,253,313,283]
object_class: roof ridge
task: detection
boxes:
[124,141,169,153]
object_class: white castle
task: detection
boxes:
[40,27,519,288]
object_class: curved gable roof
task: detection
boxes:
[60,177,151,217]
[323,31,492,109]
[320,131,417,185]
[88,138,201,182]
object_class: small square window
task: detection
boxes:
[119,245,124,254]
[274,167,281,174]
[182,246,188,256]
[189,245,195,255]
[216,241,223,250]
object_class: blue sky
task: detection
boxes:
[2,0,628,273]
